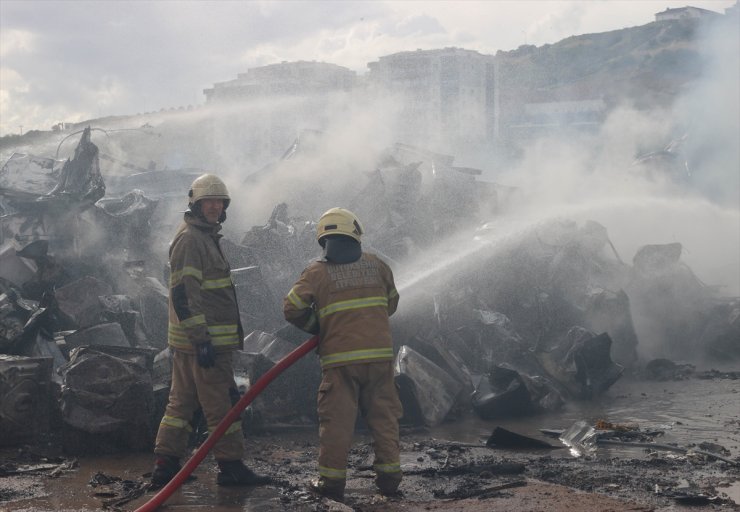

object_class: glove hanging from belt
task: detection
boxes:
[196,340,216,368]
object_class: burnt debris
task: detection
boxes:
[0,128,737,455]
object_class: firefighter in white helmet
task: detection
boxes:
[283,207,403,501]
[151,174,270,488]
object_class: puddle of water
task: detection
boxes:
[428,374,740,461]
[3,373,737,511]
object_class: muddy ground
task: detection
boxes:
[1,374,739,512]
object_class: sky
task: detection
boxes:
[0,0,736,137]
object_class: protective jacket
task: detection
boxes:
[284,252,399,368]
[168,212,242,353]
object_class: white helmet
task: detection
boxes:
[188,174,231,209]
[316,207,363,246]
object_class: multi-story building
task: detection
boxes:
[203,61,356,102]
[201,61,356,162]
[366,48,495,154]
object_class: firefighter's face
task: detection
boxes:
[200,198,225,224]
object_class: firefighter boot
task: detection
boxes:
[309,476,345,502]
[151,454,181,488]
[376,472,402,497]
[216,460,271,486]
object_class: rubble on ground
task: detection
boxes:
[0,128,737,454]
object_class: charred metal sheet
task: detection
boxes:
[0,153,66,199]
[632,134,690,183]
[559,420,598,457]
[93,190,159,257]
[54,276,113,328]
[97,295,148,348]
[538,328,623,399]
[84,344,157,372]
[50,127,105,204]
[15,240,70,300]
[566,332,624,398]
[64,322,131,352]
[474,310,527,366]
[472,364,564,419]
[697,298,740,361]
[59,346,153,435]
[0,354,52,446]
[221,238,284,333]
[151,347,172,391]
[472,367,532,419]
[403,330,473,415]
[486,426,556,449]
[627,242,710,357]
[97,189,158,219]
[632,243,683,275]
[136,277,170,350]
[424,336,474,394]
[23,332,67,383]
[0,277,38,353]
[584,288,638,367]
[394,345,462,427]
[238,206,316,332]
[0,127,104,207]
[351,163,429,260]
[0,242,37,288]
[235,330,320,430]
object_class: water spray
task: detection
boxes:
[134,335,319,512]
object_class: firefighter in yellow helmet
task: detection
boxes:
[283,207,403,501]
[151,174,270,488]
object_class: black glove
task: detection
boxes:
[196,341,216,368]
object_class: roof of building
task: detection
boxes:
[656,5,719,15]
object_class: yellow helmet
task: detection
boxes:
[317,207,363,245]
[188,174,230,209]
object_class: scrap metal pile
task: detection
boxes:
[1,128,737,453]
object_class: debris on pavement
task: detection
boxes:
[0,127,738,511]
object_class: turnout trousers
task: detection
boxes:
[154,350,243,461]
[317,361,403,492]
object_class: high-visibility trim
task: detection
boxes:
[208,323,240,347]
[167,327,189,343]
[318,296,388,319]
[209,335,240,346]
[225,422,242,435]
[207,324,238,335]
[287,288,310,310]
[320,347,394,367]
[374,461,401,473]
[179,314,206,328]
[318,466,347,479]
[210,422,242,436]
[159,415,193,432]
[202,276,233,290]
[168,323,240,348]
[170,266,203,285]
[389,288,398,299]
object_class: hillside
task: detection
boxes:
[497,16,726,109]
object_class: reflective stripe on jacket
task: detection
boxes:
[283,252,399,369]
[167,212,242,353]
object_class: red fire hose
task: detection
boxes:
[135,335,319,512]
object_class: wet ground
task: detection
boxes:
[1,369,739,512]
